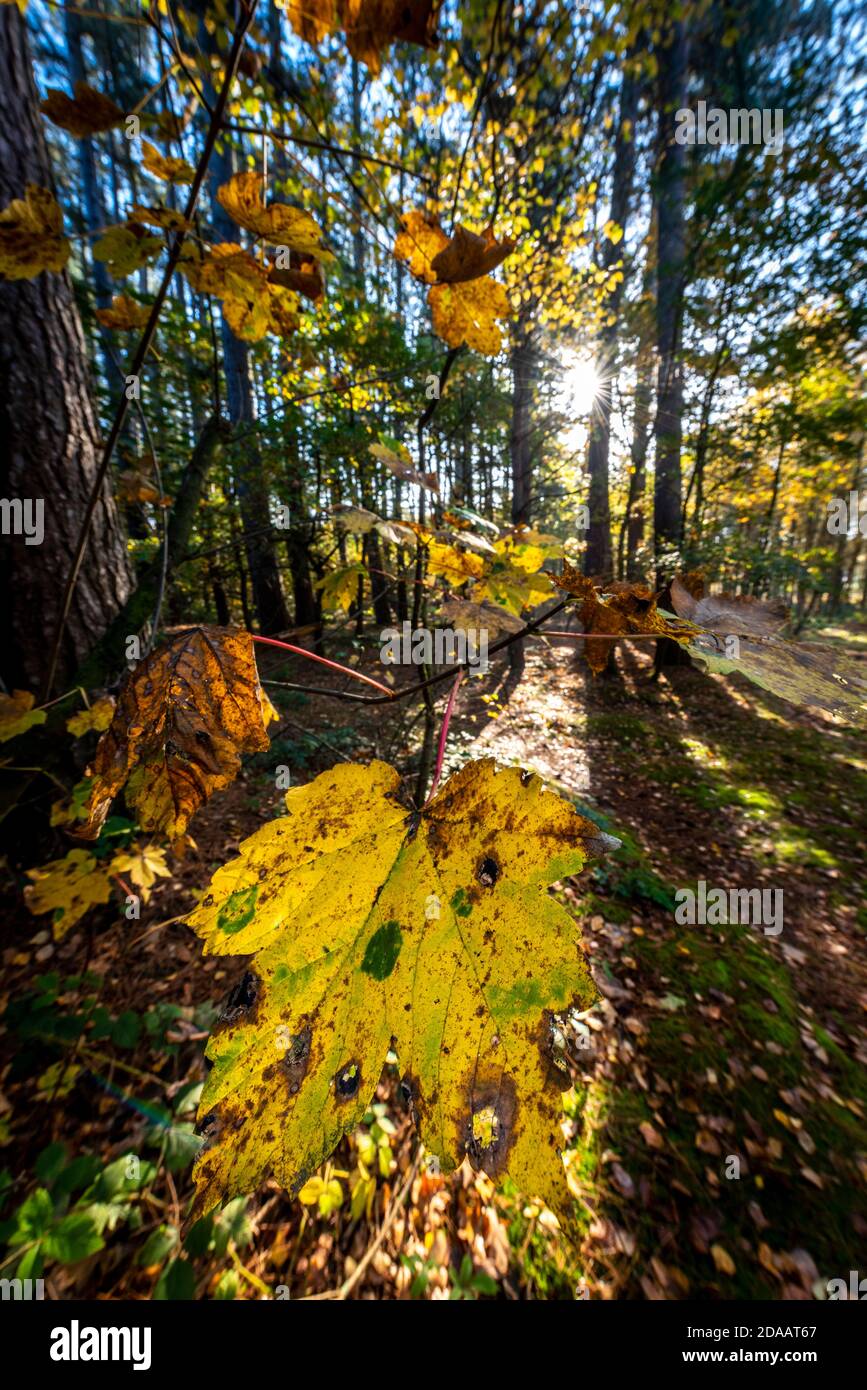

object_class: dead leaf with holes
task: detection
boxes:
[186,758,605,1220]
[553,564,696,673]
[0,185,70,279]
[670,576,867,725]
[74,627,276,844]
[216,172,333,259]
[40,81,124,137]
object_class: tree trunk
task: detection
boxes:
[653,20,687,587]
[198,5,289,634]
[74,413,229,685]
[510,336,534,526]
[584,66,638,578]
[0,6,131,693]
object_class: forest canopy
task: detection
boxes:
[0,0,865,1316]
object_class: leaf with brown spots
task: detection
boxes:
[74,627,276,843]
[186,758,608,1220]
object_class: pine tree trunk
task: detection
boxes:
[0,6,131,692]
[653,20,687,586]
[584,67,638,578]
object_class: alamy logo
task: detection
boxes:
[674,879,783,936]
[0,1277,44,1299]
[0,497,44,546]
[49,1320,152,1371]
[826,1270,867,1300]
[380,623,489,672]
[827,492,866,536]
[675,101,783,149]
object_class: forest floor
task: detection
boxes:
[2,625,866,1300]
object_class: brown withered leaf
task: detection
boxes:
[283,0,441,75]
[552,564,696,674]
[430,223,517,284]
[395,209,515,285]
[75,627,275,843]
[268,250,325,302]
[40,82,124,137]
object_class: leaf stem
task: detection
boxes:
[250,634,395,697]
[423,670,464,807]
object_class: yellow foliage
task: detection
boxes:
[186,758,600,1219]
[141,140,195,185]
[67,696,115,737]
[0,689,46,742]
[24,848,115,941]
[93,223,162,278]
[216,172,332,258]
[0,185,70,280]
[428,277,510,355]
[95,294,151,330]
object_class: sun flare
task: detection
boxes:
[564,354,601,416]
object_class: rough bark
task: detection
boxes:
[0,6,131,692]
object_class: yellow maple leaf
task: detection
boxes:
[66,696,116,738]
[75,626,275,843]
[179,243,298,341]
[314,564,366,612]
[428,277,510,355]
[0,689,46,742]
[423,536,485,584]
[141,139,195,185]
[0,185,70,280]
[216,172,332,258]
[92,223,162,278]
[393,209,447,284]
[109,843,171,902]
[24,848,115,940]
[186,758,604,1220]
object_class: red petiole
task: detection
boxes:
[250,634,395,697]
